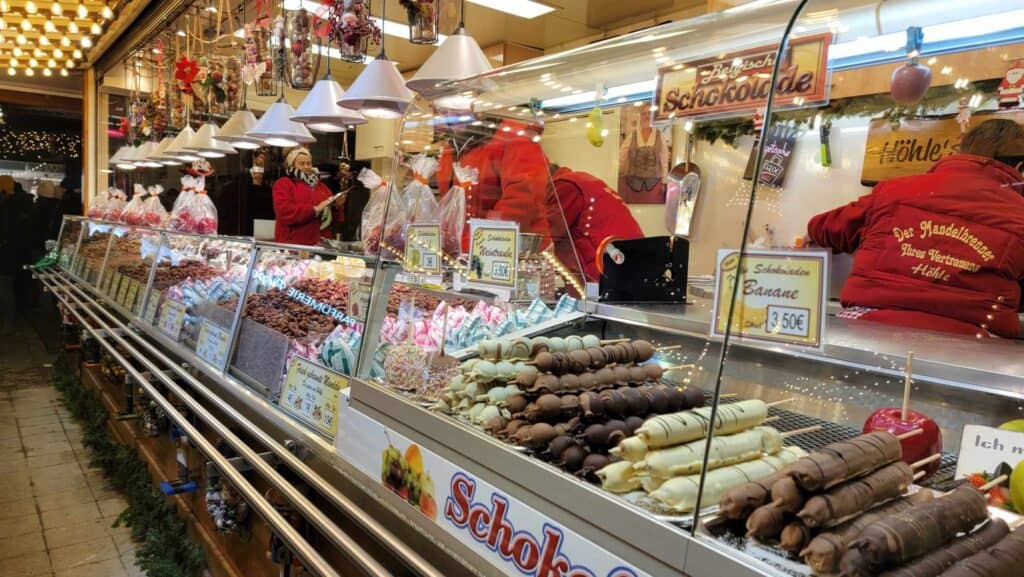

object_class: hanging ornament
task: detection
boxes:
[400,0,438,45]
[175,55,199,95]
[286,7,316,89]
[241,23,267,85]
[996,59,1024,109]
[890,27,931,106]
[957,95,972,134]
[328,0,382,63]
[586,85,605,147]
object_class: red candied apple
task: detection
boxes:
[891,62,932,106]
[864,408,942,475]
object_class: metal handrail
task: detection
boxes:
[38,272,397,577]
[41,275,344,577]
[40,268,446,577]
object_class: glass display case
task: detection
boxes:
[54,0,1024,575]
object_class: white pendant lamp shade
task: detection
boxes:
[247,99,316,147]
[187,122,237,158]
[132,141,163,168]
[215,109,262,150]
[291,73,367,132]
[406,27,492,102]
[109,145,137,170]
[166,126,201,161]
[338,55,414,120]
[151,136,180,165]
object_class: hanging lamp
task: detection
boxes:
[246,98,316,147]
[337,0,413,119]
[216,108,263,149]
[132,141,163,168]
[291,69,367,132]
[165,126,202,161]
[150,136,181,165]
[187,122,237,158]
[406,0,491,109]
[109,145,137,170]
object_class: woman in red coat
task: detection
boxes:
[808,119,1024,338]
[549,165,645,282]
[272,147,344,245]
[435,116,552,251]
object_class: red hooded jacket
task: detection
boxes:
[437,120,551,250]
[550,167,645,282]
[272,176,342,245]
[808,154,1024,338]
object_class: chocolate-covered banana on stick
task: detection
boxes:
[746,502,790,538]
[878,519,1009,577]
[791,431,905,492]
[635,400,769,449]
[798,462,915,528]
[719,468,798,520]
[801,491,934,574]
[648,447,807,513]
[845,485,990,574]
[937,529,1024,577]
[780,521,813,554]
[635,426,784,487]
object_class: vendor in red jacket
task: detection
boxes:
[272,147,344,245]
[808,119,1024,338]
[435,114,551,251]
[549,165,645,282]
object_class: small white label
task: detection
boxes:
[765,305,811,338]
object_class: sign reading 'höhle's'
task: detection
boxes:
[654,33,831,122]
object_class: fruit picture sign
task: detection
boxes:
[653,33,830,122]
[337,399,651,577]
[281,357,347,438]
[955,424,1024,482]
[711,248,829,350]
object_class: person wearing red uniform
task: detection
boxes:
[808,119,1024,338]
[272,147,344,245]
[436,116,551,251]
[549,165,645,282]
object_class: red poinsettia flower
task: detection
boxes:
[175,56,199,95]
[118,117,128,134]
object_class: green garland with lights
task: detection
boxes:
[0,128,81,160]
[693,79,1003,147]
[52,354,206,577]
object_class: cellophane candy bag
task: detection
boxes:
[105,188,127,222]
[170,175,197,232]
[403,154,439,224]
[188,176,218,234]
[142,185,169,227]
[439,163,475,256]
[121,184,147,225]
[87,188,109,219]
[359,168,406,257]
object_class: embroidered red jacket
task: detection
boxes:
[808,154,1024,338]
[272,176,341,245]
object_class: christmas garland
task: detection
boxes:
[694,79,1003,147]
[0,128,81,160]
[52,355,206,577]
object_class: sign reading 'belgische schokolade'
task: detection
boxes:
[653,33,831,121]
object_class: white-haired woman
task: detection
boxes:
[272,147,344,244]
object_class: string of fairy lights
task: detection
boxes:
[0,0,119,77]
[0,127,80,158]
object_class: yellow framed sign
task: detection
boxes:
[280,357,346,438]
[467,219,518,289]
[405,223,442,275]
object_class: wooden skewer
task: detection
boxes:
[782,425,822,439]
[655,344,682,352]
[1010,517,1024,530]
[764,416,781,424]
[766,398,795,408]
[913,470,926,481]
[663,364,697,370]
[979,475,1008,492]
[896,429,923,441]
[601,338,629,344]
[902,351,914,422]
[910,453,942,470]
[720,393,739,399]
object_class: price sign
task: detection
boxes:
[406,223,443,275]
[157,299,186,340]
[143,293,161,323]
[196,320,231,368]
[124,279,140,313]
[710,249,828,349]
[467,219,518,288]
[71,255,83,276]
[116,275,130,307]
[280,357,347,437]
[348,280,371,321]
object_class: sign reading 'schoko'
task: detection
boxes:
[653,33,831,121]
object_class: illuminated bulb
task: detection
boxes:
[12,47,21,56]
[75,2,86,18]
[0,1,8,12]
[25,1,36,14]
[42,67,50,76]
[15,34,25,45]
[43,19,55,32]
[79,36,90,48]
[46,58,54,67]
[32,48,41,57]
[64,58,72,67]
[59,67,66,76]
[28,58,37,67]
[6,68,13,76]
[100,4,111,19]
[72,48,80,58]
[8,57,16,66]
[0,17,6,29]
[60,35,69,47]
[19,18,30,31]
[52,48,61,57]
[24,67,33,76]
[176,29,185,37]
[38,35,48,45]
[89,21,99,35]
[67,21,77,34]
[50,1,61,15]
